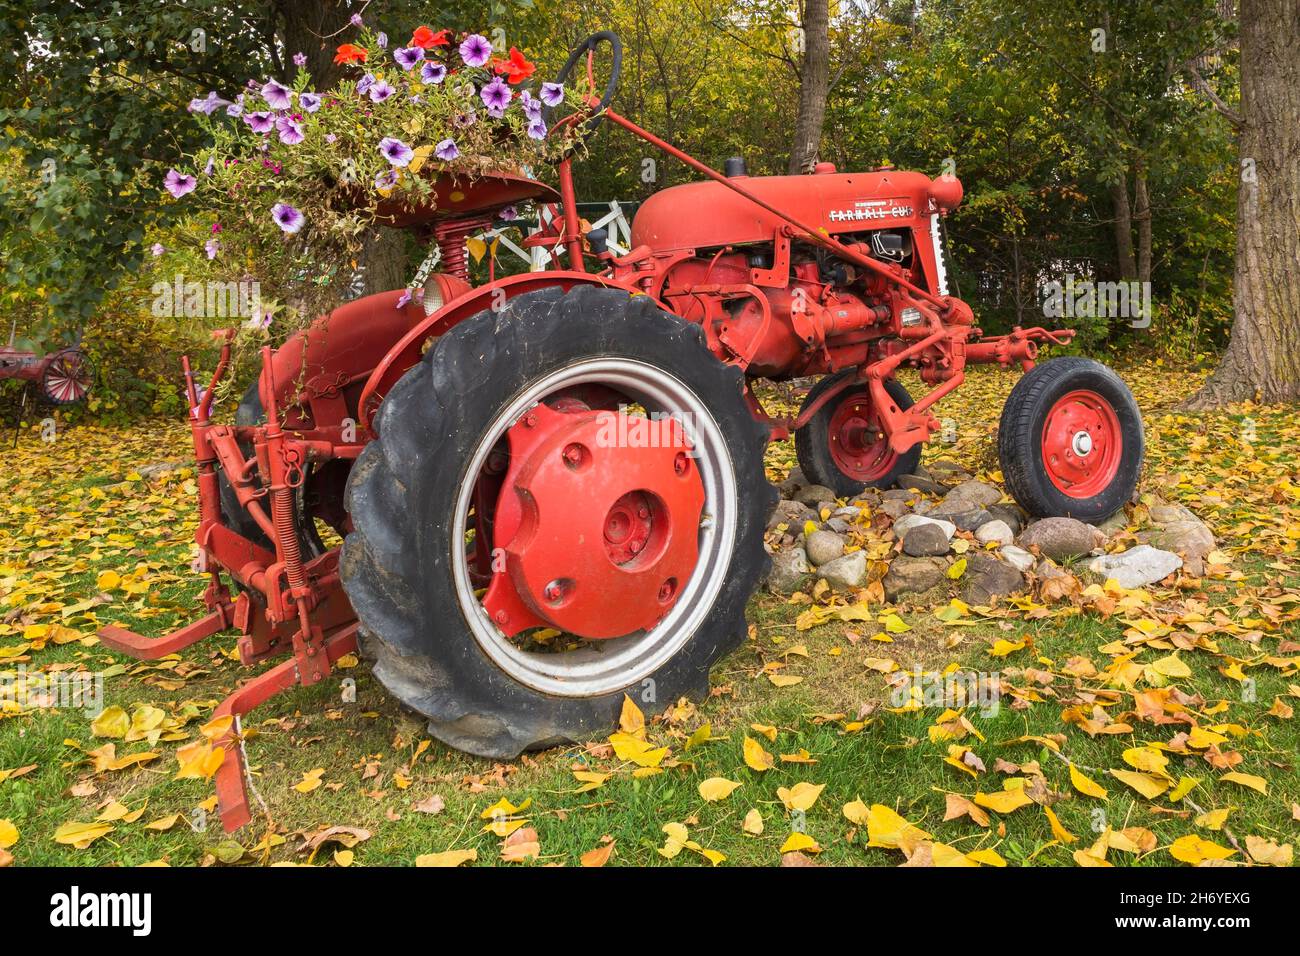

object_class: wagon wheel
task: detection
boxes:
[40,349,94,405]
[343,286,774,758]
[794,371,922,496]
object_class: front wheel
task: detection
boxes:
[342,286,774,758]
[794,372,922,497]
[997,357,1144,521]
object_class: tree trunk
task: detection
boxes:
[1111,176,1138,281]
[1133,159,1152,285]
[275,0,350,91]
[787,0,830,174]
[1185,0,1300,408]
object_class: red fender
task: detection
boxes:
[357,270,656,433]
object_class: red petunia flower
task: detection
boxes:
[410,26,451,49]
[492,46,536,85]
[333,43,368,65]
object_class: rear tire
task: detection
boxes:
[997,357,1143,521]
[342,286,775,758]
[794,372,922,497]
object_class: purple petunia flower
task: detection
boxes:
[480,77,511,112]
[293,51,307,67]
[374,169,398,190]
[394,46,424,70]
[276,115,304,144]
[261,79,293,110]
[151,242,165,256]
[395,290,412,309]
[539,82,565,107]
[500,205,518,221]
[527,118,547,140]
[452,110,476,129]
[325,133,337,144]
[205,238,221,259]
[420,61,447,84]
[519,90,542,120]
[350,12,363,27]
[188,91,228,115]
[376,32,388,49]
[226,95,245,117]
[244,111,274,133]
[356,73,375,95]
[164,168,196,198]
[379,136,414,166]
[434,138,459,161]
[459,34,491,67]
[369,79,395,103]
[298,92,322,112]
[203,157,216,175]
[271,202,305,234]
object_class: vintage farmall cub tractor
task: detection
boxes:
[100,33,1143,830]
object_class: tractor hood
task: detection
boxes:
[630,167,955,253]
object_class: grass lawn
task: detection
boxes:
[1,360,1297,867]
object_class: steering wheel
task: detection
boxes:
[545,31,622,144]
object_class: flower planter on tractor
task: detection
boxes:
[98,32,1144,831]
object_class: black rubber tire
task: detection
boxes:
[794,372,922,497]
[997,357,1144,522]
[341,285,775,759]
[215,383,325,559]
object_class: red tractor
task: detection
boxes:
[100,33,1143,830]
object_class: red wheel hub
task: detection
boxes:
[1041,389,1122,498]
[482,403,704,639]
[827,390,896,481]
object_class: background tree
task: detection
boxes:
[1185,0,1300,406]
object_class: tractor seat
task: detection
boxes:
[372,170,559,230]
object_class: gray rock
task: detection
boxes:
[767,498,817,533]
[793,484,838,506]
[805,529,847,567]
[961,553,1026,605]
[767,547,812,594]
[883,557,950,599]
[1087,545,1182,588]
[882,489,915,500]
[832,505,862,519]
[814,500,837,517]
[817,551,868,590]
[944,508,994,532]
[880,499,911,520]
[897,474,949,495]
[1137,517,1215,576]
[893,514,957,540]
[927,458,973,481]
[942,480,1003,509]
[826,517,851,534]
[986,504,1025,535]
[1000,544,1036,573]
[903,522,952,557]
[1017,517,1106,561]
[138,460,190,480]
[975,519,1014,547]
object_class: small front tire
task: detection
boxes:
[997,357,1144,521]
